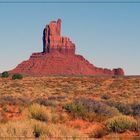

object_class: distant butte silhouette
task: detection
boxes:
[10,19,124,76]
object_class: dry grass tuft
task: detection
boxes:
[28,103,50,122]
[0,121,33,138]
[89,125,108,138]
[0,120,87,139]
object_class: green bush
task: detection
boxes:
[106,115,137,133]
[63,103,97,121]
[1,71,9,78]
[63,103,86,113]
[12,73,23,80]
[63,103,87,119]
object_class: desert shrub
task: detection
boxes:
[12,73,23,80]
[104,100,133,115]
[63,103,87,119]
[75,98,120,117]
[115,103,132,115]
[87,107,120,122]
[106,106,121,116]
[0,96,30,106]
[101,94,110,100]
[112,75,119,78]
[1,71,9,78]
[63,102,96,121]
[131,101,140,116]
[48,96,67,101]
[89,125,108,138]
[105,100,140,116]
[29,104,49,122]
[63,98,120,122]
[63,103,86,113]
[106,115,138,133]
[33,98,56,107]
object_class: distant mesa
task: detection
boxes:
[10,19,124,76]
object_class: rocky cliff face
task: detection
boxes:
[10,19,124,76]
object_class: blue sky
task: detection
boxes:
[0,2,140,75]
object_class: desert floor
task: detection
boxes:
[0,75,140,139]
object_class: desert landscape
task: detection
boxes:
[0,14,139,139]
[0,75,140,139]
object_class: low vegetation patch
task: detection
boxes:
[12,73,23,80]
[0,96,30,106]
[104,99,140,117]
[131,101,140,116]
[0,76,140,138]
[106,115,138,133]
[48,96,67,101]
[32,98,57,107]
[63,98,120,122]
[104,100,133,115]
[1,71,9,78]
[75,98,120,117]
[63,102,90,120]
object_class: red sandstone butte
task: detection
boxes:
[10,19,124,76]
